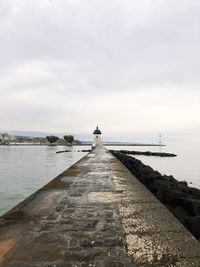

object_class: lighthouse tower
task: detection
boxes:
[92,126,102,147]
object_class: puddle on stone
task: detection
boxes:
[87,154,94,158]
[88,171,111,176]
[22,190,65,215]
[61,176,75,183]
[87,192,118,203]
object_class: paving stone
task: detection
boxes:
[45,264,80,267]
[63,248,105,261]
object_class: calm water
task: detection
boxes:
[0,145,90,216]
[107,141,200,189]
[0,141,200,216]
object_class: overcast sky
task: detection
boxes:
[1,0,200,141]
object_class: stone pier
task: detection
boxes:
[0,147,200,266]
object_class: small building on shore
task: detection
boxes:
[0,133,12,144]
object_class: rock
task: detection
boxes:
[110,149,177,157]
[179,181,188,186]
[173,206,189,226]
[180,198,200,216]
[187,216,200,240]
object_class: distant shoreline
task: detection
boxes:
[0,143,165,147]
[105,143,165,146]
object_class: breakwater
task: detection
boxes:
[110,149,177,157]
[111,150,200,240]
[0,146,200,266]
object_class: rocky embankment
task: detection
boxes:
[56,149,90,154]
[113,149,176,157]
[111,150,200,241]
[56,150,71,153]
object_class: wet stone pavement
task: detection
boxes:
[0,146,200,266]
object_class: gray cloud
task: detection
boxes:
[1,0,200,139]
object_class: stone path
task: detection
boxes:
[0,146,200,266]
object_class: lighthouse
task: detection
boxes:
[92,126,102,148]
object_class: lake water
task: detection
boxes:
[107,141,200,189]
[0,145,89,216]
[0,141,199,216]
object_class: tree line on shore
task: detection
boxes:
[0,133,81,145]
[46,135,78,145]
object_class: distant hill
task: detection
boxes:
[6,130,64,138]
